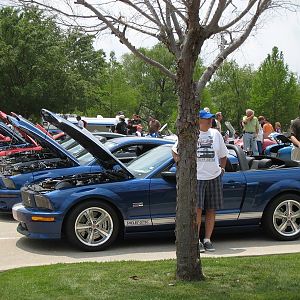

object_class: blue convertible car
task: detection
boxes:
[0,111,173,212]
[12,111,300,251]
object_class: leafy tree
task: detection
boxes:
[97,52,139,117]
[122,44,178,126]
[0,7,107,118]
[250,46,299,129]
[209,60,254,130]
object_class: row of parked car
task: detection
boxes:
[0,110,300,251]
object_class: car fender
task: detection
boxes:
[59,186,126,221]
[261,179,300,209]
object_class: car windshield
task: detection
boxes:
[127,145,172,178]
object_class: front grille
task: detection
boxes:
[21,190,36,208]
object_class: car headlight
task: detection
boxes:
[2,178,16,189]
[34,194,53,210]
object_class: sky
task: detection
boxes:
[3,0,300,74]
[95,8,300,75]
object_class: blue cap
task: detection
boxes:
[199,110,215,119]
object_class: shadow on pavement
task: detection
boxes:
[15,228,300,259]
[0,213,17,223]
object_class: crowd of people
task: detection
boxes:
[76,107,300,158]
[204,107,300,162]
[113,112,162,137]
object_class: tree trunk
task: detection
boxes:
[175,60,204,281]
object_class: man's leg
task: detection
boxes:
[197,208,205,253]
[251,136,259,156]
[197,208,202,234]
[204,209,216,240]
[243,133,250,153]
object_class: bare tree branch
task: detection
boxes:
[206,0,227,28]
[197,0,270,92]
[160,0,188,22]
[19,0,98,18]
[75,0,177,80]
[202,0,216,25]
[165,2,181,56]
[118,0,163,27]
[217,0,258,32]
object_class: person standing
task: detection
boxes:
[289,117,300,161]
[76,115,84,129]
[128,114,142,135]
[115,115,128,135]
[262,118,274,138]
[135,124,143,136]
[148,116,161,137]
[274,122,282,133]
[215,112,223,132]
[257,116,265,155]
[242,109,259,155]
[172,109,228,252]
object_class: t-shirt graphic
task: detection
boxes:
[197,134,215,161]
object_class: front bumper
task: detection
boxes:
[0,190,21,212]
[12,203,63,239]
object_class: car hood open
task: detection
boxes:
[7,115,79,165]
[0,122,27,145]
[41,109,134,178]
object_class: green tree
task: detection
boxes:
[250,46,299,129]
[99,52,139,117]
[122,44,178,126]
[0,7,107,118]
[209,60,254,129]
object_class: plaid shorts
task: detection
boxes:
[197,174,223,210]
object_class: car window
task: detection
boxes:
[76,150,95,165]
[68,144,86,157]
[60,137,78,150]
[127,145,172,178]
[103,141,118,150]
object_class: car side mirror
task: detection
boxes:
[161,171,176,181]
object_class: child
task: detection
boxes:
[135,125,143,137]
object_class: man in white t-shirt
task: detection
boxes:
[76,115,84,129]
[172,109,228,252]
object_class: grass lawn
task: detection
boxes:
[0,254,299,300]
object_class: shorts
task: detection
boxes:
[197,175,223,210]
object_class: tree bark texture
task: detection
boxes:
[175,34,204,280]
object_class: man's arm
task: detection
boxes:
[172,150,179,162]
[290,135,300,148]
[172,141,179,162]
[219,156,227,169]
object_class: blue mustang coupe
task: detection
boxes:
[0,111,173,212]
[12,111,300,251]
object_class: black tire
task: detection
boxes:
[64,200,120,251]
[263,194,300,241]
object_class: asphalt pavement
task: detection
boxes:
[1,214,300,271]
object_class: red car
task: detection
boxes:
[0,112,42,157]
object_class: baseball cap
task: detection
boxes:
[199,110,215,119]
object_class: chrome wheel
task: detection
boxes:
[75,207,113,247]
[273,200,300,237]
